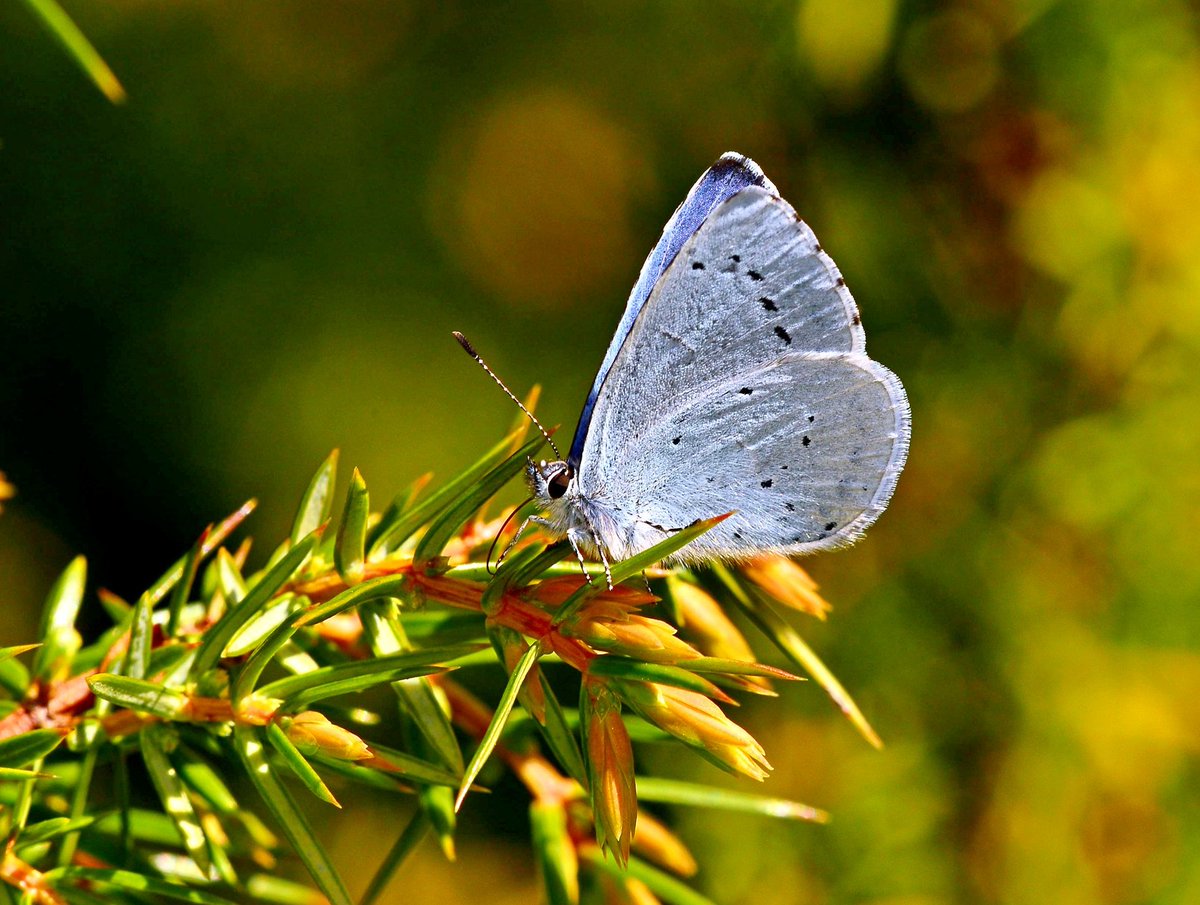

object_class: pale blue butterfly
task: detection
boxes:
[460,153,910,585]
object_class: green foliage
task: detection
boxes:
[0,445,844,904]
[0,729,63,768]
[18,0,125,103]
[454,638,543,811]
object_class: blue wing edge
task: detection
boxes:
[566,152,778,468]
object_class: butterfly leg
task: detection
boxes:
[560,527,615,589]
[565,527,597,586]
[571,525,609,588]
[495,514,554,570]
[600,549,614,590]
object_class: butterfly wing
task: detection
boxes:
[579,351,908,560]
[575,181,910,559]
[567,153,774,469]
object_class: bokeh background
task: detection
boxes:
[4,1,1200,902]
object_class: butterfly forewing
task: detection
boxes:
[567,154,776,467]
[575,181,910,559]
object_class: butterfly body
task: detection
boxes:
[524,153,910,575]
[527,457,675,564]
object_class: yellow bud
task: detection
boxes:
[285,711,371,761]
[669,578,773,694]
[625,877,663,905]
[589,865,662,905]
[564,588,702,664]
[633,810,698,877]
[742,555,831,619]
[669,578,756,661]
[613,681,771,781]
[572,610,701,663]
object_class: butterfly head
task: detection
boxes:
[527,458,575,503]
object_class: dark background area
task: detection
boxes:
[4,2,1200,902]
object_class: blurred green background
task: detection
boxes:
[3,1,1200,902]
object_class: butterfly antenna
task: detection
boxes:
[452,331,561,459]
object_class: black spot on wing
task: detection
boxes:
[692,261,705,270]
[807,415,815,423]
[748,270,764,281]
[802,435,811,447]
[672,436,681,445]
[761,479,773,488]
[731,254,741,263]
[774,325,792,345]
[739,387,753,395]
[825,521,837,531]
[785,503,795,511]
[760,297,778,312]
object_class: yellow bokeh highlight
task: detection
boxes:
[796,0,899,101]
[1011,168,1126,280]
[440,89,643,309]
[970,621,1200,905]
[899,10,1000,113]
[213,1,411,88]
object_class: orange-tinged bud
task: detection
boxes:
[633,810,698,877]
[669,578,772,694]
[612,680,771,781]
[570,607,701,663]
[285,711,371,761]
[669,578,756,662]
[444,509,515,561]
[582,677,637,865]
[490,622,546,723]
[534,576,656,608]
[625,877,663,905]
[559,586,701,664]
[591,867,663,905]
[743,555,831,619]
[234,694,279,726]
[1,848,64,905]
[315,611,364,650]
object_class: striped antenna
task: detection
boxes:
[452,332,560,460]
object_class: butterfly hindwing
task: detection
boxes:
[580,352,909,559]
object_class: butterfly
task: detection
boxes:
[460,152,910,586]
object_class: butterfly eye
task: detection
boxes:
[547,468,571,499]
